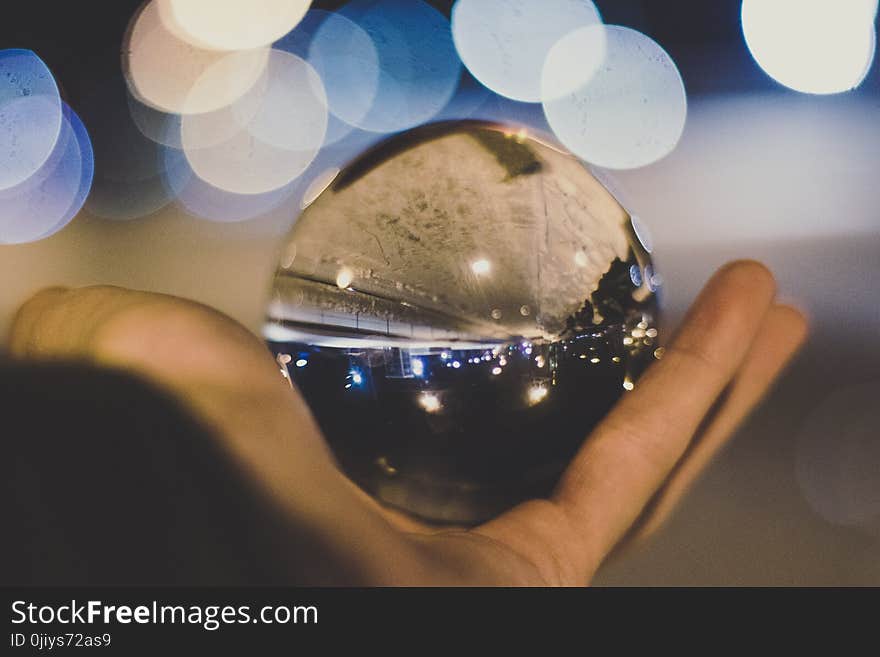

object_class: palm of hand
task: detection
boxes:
[7,261,806,585]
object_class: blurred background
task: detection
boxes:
[1,0,878,584]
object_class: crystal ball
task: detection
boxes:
[264,121,661,525]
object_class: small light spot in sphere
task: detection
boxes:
[629,264,643,287]
[336,268,354,289]
[527,384,548,405]
[471,259,491,275]
[419,392,442,413]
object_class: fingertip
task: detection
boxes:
[768,303,810,348]
[717,259,777,299]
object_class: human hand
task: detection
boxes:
[7,260,807,585]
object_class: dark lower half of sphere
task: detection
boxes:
[269,318,658,524]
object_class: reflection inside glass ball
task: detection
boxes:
[264,121,660,524]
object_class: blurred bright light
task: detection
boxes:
[0,104,93,244]
[126,92,185,149]
[159,0,311,51]
[542,25,687,169]
[295,358,308,368]
[492,366,503,375]
[161,146,297,222]
[125,1,270,115]
[336,268,354,289]
[350,370,364,385]
[182,50,328,195]
[470,259,491,275]
[275,10,379,146]
[306,11,380,136]
[742,0,877,95]
[630,215,654,253]
[339,0,461,133]
[527,384,548,405]
[411,358,425,377]
[452,0,603,102]
[418,392,442,413]
[629,263,643,287]
[301,167,340,209]
[0,49,63,191]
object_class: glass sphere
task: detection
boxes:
[264,121,660,525]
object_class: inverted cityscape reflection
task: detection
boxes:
[265,122,662,524]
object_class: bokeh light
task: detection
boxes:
[307,12,380,135]
[0,103,93,244]
[82,79,181,221]
[452,0,603,102]
[125,1,270,115]
[542,25,687,170]
[275,9,379,145]
[35,107,94,240]
[338,0,461,133]
[181,50,328,195]
[796,383,880,536]
[126,91,184,149]
[742,0,878,95]
[0,49,63,191]
[162,144,297,223]
[158,0,311,51]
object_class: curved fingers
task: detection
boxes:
[476,261,781,584]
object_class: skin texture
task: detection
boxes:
[6,260,807,585]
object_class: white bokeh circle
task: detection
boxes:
[125,1,269,115]
[182,50,328,195]
[452,0,603,102]
[0,49,64,191]
[742,0,877,95]
[160,0,311,51]
[542,25,687,170]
